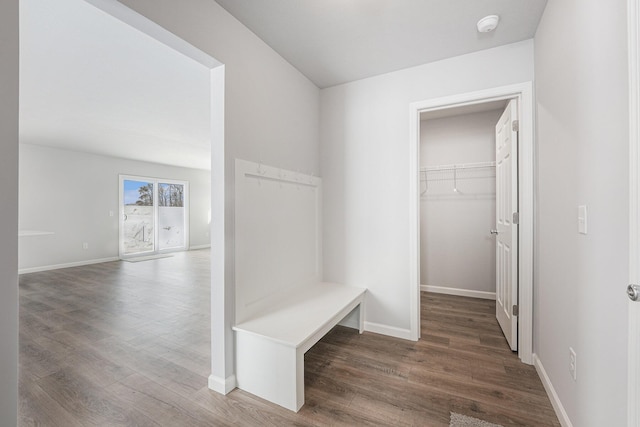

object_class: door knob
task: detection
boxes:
[628,284,640,302]
[490,229,498,235]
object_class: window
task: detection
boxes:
[119,175,189,258]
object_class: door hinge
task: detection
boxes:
[512,305,519,316]
[512,212,519,224]
[512,120,519,132]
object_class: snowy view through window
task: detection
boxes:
[123,179,185,255]
[158,183,185,251]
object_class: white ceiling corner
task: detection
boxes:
[214,0,548,88]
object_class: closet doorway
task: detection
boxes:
[419,100,518,350]
[409,83,534,364]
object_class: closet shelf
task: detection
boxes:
[420,161,496,172]
[420,161,496,187]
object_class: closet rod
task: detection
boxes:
[421,161,496,173]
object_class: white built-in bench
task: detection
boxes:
[233,159,365,411]
[233,282,366,412]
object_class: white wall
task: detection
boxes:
[234,160,321,324]
[321,40,534,334]
[116,0,321,387]
[0,0,18,423]
[19,143,211,271]
[118,0,320,175]
[420,110,500,295]
[534,0,629,425]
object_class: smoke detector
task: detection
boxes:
[477,15,500,33]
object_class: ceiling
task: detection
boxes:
[214,0,548,88]
[20,0,211,170]
[20,1,547,170]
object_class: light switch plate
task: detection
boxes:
[578,205,587,234]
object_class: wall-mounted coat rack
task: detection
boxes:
[244,161,319,189]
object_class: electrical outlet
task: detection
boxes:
[82,242,89,250]
[569,347,577,381]
[109,210,114,217]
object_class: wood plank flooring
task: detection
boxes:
[19,250,560,426]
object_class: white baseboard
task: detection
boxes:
[364,321,413,340]
[208,374,236,395]
[18,257,119,275]
[190,244,211,250]
[421,284,496,300]
[533,354,573,427]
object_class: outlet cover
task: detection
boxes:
[82,242,89,250]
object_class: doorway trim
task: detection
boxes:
[408,82,534,364]
[83,0,233,394]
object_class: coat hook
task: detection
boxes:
[453,166,459,193]
[256,160,266,186]
[421,171,428,195]
[257,160,267,176]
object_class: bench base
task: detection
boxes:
[236,332,305,411]
[234,283,365,412]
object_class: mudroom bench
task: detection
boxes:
[233,282,366,412]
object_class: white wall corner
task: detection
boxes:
[364,321,415,341]
[208,374,236,395]
[84,0,222,69]
[533,354,573,427]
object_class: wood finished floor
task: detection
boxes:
[19,250,560,426]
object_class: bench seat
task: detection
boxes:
[233,282,366,411]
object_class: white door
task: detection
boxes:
[630,1,640,424]
[629,152,640,427]
[630,279,640,427]
[495,99,519,351]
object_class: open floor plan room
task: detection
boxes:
[18,250,559,426]
[4,1,639,425]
